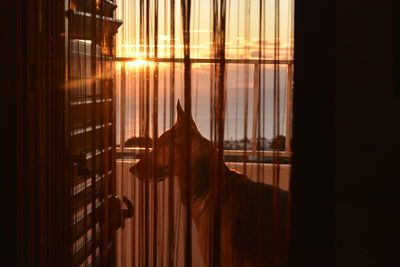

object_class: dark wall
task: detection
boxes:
[1,0,17,266]
[291,1,334,266]
[333,1,400,266]
[292,1,400,266]
[1,0,68,266]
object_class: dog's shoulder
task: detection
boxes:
[226,171,288,265]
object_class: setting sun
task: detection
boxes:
[126,59,149,68]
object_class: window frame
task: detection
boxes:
[114,57,293,159]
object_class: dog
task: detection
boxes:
[130,101,288,267]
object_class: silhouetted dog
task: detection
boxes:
[130,101,288,266]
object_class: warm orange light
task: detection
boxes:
[126,59,149,68]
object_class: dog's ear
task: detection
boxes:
[177,99,185,122]
[188,113,199,132]
[176,99,199,133]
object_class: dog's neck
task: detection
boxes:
[176,144,233,228]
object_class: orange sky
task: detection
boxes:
[115,0,294,60]
[114,0,293,141]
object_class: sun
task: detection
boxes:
[126,59,149,68]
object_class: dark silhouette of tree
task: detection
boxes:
[270,135,286,151]
[124,136,153,148]
[256,137,269,150]
[239,137,251,143]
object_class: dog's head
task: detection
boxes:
[129,100,204,182]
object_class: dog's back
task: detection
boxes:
[219,169,289,266]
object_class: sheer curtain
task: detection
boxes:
[115,0,293,266]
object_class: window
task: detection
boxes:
[113,0,293,266]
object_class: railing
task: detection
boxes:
[114,57,293,159]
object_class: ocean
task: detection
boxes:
[116,63,289,144]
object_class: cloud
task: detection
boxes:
[117,37,293,60]
[250,51,269,58]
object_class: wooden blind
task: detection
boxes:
[66,0,122,266]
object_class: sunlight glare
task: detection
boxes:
[126,59,150,68]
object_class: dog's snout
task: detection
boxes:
[129,161,141,177]
[129,159,169,182]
